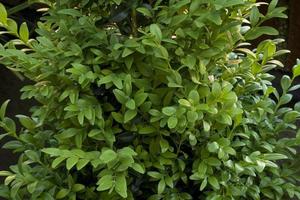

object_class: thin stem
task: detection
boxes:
[7,2,32,15]
[131,9,138,37]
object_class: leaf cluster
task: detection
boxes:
[0,0,300,199]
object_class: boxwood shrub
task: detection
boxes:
[0,0,300,199]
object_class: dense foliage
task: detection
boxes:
[0,0,300,199]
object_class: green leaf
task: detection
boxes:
[0,100,10,120]
[16,115,36,130]
[76,159,90,170]
[113,89,128,104]
[150,24,162,41]
[162,107,177,116]
[148,171,162,179]
[27,181,37,194]
[0,3,7,24]
[200,178,207,191]
[2,118,16,134]
[281,75,291,91]
[187,111,198,123]
[52,157,66,168]
[245,26,279,40]
[170,14,188,26]
[208,176,220,190]
[279,94,292,105]
[207,142,219,153]
[19,22,29,43]
[167,116,178,129]
[97,174,113,191]
[190,1,201,13]
[0,171,13,176]
[100,149,117,163]
[178,99,191,107]
[56,189,69,199]
[139,126,156,134]
[158,179,166,194]
[182,55,196,69]
[124,110,137,123]
[122,48,134,58]
[134,92,148,107]
[125,99,136,110]
[115,174,127,198]
[206,157,221,167]
[111,112,123,123]
[216,113,232,125]
[203,121,211,132]
[263,153,288,160]
[155,45,169,60]
[189,90,200,104]
[160,139,169,153]
[7,19,18,34]
[250,6,260,26]
[58,9,82,17]
[24,150,40,162]
[72,184,85,192]
[137,7,152,17]
[208,11,222,25]
[268,0,278,12]
[292,64,300,78]
[66,157,79,170]
[198,162,207,177]
[42,148,61,157]
[131,163,145,174]
[113,0,122,5]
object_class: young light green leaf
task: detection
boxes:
[115,174,127,198]
[0,3,7,24]
[52,157,66,168]
[97,174,113,191]
[100,149,117,163]
[19,22,29,43]
[76,159,90,170]
[66,157,79,170]
[292,64,300,78]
